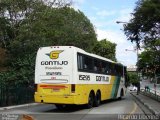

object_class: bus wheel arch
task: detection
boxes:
[94,90,101,107]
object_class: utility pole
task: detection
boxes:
[116,21,139,81]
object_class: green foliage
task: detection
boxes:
[0,0,37,48]
[1,0,113,106]
[92,39,117,61]
[128,72,139,85]
[13,7,97,53]
[124,0,160,48]
[137,49,160,78]
[0,0,117,93]
[0,54,35,86]
[0,0,98,88]
[124,0,160,78]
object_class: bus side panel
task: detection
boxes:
[117,77,127,98]
[110,76,121,99]
[74,84,113,104]
[73,75,120,103]
[74,83,119,104]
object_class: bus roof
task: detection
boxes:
[38,46,125,66]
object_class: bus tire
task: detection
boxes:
[119,89,124,100]
[55,104,66,110]
[94,91,101,107]
[86,92,94,109]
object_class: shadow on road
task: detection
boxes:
[45,105,87,113]
[44,98,125,113]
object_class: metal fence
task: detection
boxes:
[141,88,160,102]
[0,85,34,107]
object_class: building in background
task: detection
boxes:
[127,65,137,73]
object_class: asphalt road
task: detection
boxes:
[0,92,152,120]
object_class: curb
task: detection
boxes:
[130,92,157,115]
[0,103,41,111]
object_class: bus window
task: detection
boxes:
[77,54,83,70]
[105,62,111,74]
[83,55,93,71]
[120,66,123,77]
[78,53,95,72]
[111,64,116,75]
[101,61,106,73]
[115,65,121,76]
[98,61,103,73]
[93,59,98,72]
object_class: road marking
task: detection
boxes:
[123,102,137,120]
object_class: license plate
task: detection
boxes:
[52,89,60,92]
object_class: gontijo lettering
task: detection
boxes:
[96,76,109,82]
[41,61,68,65]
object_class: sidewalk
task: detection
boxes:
[0,103,40,111]
[131,92,160,115]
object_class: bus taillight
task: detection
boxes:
[34,84,38,92]
[71,84,75,93]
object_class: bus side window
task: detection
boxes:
[77,53,94,72]
[77,54,83,70]
[116,65,121,76]
[93,59,98,72]
[111,64,116,75]
[98,61,103,73]
[83,56,93,71]
[105,66,108,74]
[94,66,98,71]
[101,61,106,73]
[105,62,111,74]
[84,64,88,69]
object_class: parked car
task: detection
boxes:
[128,85,137,91]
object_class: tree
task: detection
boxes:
[0,0,97,86]
[0,0,72,48]
[92,39,117,61]
[137,49,160,79]
[124,0,160,49]
[9,6,97,57]
[128,72,139,86]
[123,0,160,78]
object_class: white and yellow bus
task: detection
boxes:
[34,46,128,109]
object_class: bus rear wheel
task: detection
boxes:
[94,91,101,107]
[86,92,94,109]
